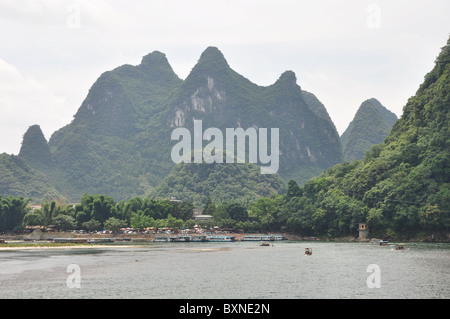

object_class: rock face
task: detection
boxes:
[14,47,343,201]
[341,98,398,162]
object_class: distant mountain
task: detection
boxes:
[10,47,342,202]
[165,47,342,181]
[341,98,397,161]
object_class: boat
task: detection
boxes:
[395,244,406,250]
[242,235,274,241]
[173,235,191,242]
[260,242,270,246]
[87,238,114,244]
[379,240,389,246]
[191,235,208,242]
[305,247,312,255]
[53,238,87,244]
[272,235,287,241]
[153,236,172,242]
[207,235,235,242]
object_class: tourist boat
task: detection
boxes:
[87,238,114,244]
[379,240,389,246]
[272,235,287,241]
[207,235,236,242]
[395,244,406,250]
[242,235,274,241]
[53,238,87,244]
[153,236,172,242]
[173,235,191,242]
[191,235,208,242]
[260,242,270,246]
[305,248,312,255]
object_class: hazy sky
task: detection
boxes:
[0,0,449,155]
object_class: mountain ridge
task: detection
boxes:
[9,46,345,202]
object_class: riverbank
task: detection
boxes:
[1,230,449,247]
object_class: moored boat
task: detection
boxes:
[207,235,235,242]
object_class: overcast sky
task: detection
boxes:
[0,0,449,155]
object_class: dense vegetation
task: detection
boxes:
[278,38,450,239]
[150,161,286,206]
[0,153,62,200]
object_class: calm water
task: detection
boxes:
[0,241,449,299]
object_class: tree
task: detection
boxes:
[82,219,101,232]
[92,195,118,224]
[170,200,194,220]
[104,217,126,233]
[286,180,302,199]
[41,200,58,226]
[130,212,154,231]
[226,203,248,222]
[203,196,216,215]
[22,212,44,227]
[52,215,77,231]
[0,196,30,232]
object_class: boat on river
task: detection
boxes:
[305,247,312,255]
[191,235,208,242]
[207,235,236,242]
[153,236,173,242]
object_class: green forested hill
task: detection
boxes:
[0,153,62,200]
[341,98,398,162]
[8,47,342,202]
[150,161,286,205]
[280,38,450,238]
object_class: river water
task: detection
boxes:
[0,241,449,299]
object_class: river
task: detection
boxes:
[0,241,449,299]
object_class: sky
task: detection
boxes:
[0,0,449,155]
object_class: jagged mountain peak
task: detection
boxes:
[139,50,176,76]
[274,70,298,87]
[341,98,398,161]
[189,46,231,76]
[141,50,168,64]
[18,124,52,170]
[199,46,228,63]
